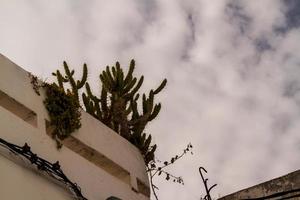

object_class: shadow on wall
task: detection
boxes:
[106,197,122,200]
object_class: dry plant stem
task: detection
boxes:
[149,150,185,175]
[148,169,159,200]
[147,144,192,199]
[156,169,182,180]
[199,167,217,200]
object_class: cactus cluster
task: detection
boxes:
[82,60,166,164]
[44,62,88,147]
[52,61,88,101]
[49,60,166,164]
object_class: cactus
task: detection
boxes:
[83,59,167,164]
[48,60,166,164]
[52,61,88,101]
[45,62,88,147]
[43,83,81,147]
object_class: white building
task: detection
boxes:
[0,54,150,200]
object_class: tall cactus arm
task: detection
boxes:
[142,94,148,114]
[129,59,135,68]
[100,74,112,92]
[100,85,109,115]
[131,100,139,121]
[143,135,152,154]
[105,66,114,87]
[76,63,88,89]
[123,77,137,95]
[85,83,101,103]
[142,91,154,116]
[124,60,135,85]
[111,66,117,80]
[115,61,122,83]
[153,79,167,95]
[85,82,93,97]
[102,71,112,89]
[125,76,144,99]
[134,93,140,101]
[84,83,104,120]
[132,76,144,94]
[140,133,146,146]
[145,144,156,164]
[114,63,124,90]
[84,94,99,120]
[125,103,132,116]
[93,98,103,120]
[56,70,66,90]
[115,61,121,70]
[63,61,77,91]
[117,69,124,90]
[82,93,94,114]
[147,90,154,114]
[52,69,68,81]
[148,103,161,121]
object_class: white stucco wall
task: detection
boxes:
[0,54,150,200]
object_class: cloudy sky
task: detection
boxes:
[1,0,300,199]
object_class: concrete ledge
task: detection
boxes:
[45,121,131,186]
[0,53,150,200]
[219,169,300,200]
[0,90,37,127]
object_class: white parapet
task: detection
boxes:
[0,54,150,200]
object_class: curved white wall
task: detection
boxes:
[0,54,150,200]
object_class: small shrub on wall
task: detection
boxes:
[43,83,81,148]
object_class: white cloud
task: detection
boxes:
[1,0,300,199]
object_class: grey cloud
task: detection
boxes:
[225,1,253,35]
[282,0,300,29]
[1,0,300,199]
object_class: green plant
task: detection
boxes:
[82,60,167,164]
[39,60,166,163]
[28,72,41,96]
[32,60,192,199]
[42,62,87,148]
[43,83,81,148]
[147,143,193,200]
[52,61,87,101]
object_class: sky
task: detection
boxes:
[1,0,300,199]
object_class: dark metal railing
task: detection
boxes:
[0,137,88,200]
[199,166,217,200]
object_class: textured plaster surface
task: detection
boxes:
[0,54,149,200]
[219,170,300,199]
